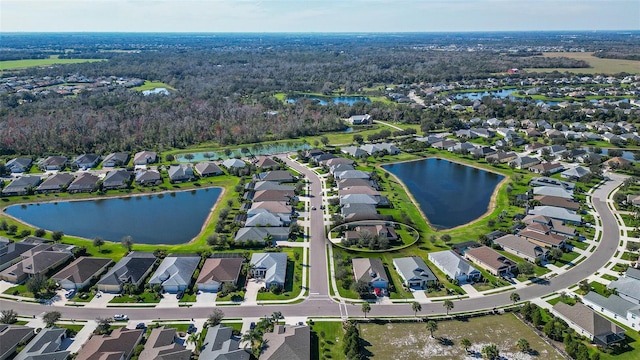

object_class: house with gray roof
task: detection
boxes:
[428,250,480,283]
[36,173,75,193]
[67,172,100,193]
[195,162,223,177]
[1,175,41,196]
[260,325,310,360]
[52,257,113,290]
[139,326,191,360]
[334,170,370,180]
[529,206,581,224]
[361,143,400,156]
[255,156,279,169]
[148,254,200,293]
[339,193,379,207]
[532,186,574,200]
[340,203,377,217]
[72,154,101,169]
[257,170,296,183]
[6,157,32,173]
[102,152,129,168]
[200,324,249,360]
[393,256,437,289]
[530,177,575,190]
[133,151,157,165]
[96,252,156,293]
[493,234,548,263]
[561,166,591,181]
[222,159,246,169]
[0,325,35,360]
[347,114,371,125]
[608,268,640,305]
[39,156,67,171]
[14,327,69,360]
[76,328,143,360]
[552,302,625,347]
[583,291,640,330]
[529,162,565,175]
[0,241,40,272]
[510,156,541,170]
[247,181,293,192]
[196,257,244,292]
[352,257,388,293]
[0,247,73,284]
[245,211,284,227]
[168,164,194,183]
[234,227,289,244]
[250,252,288,288]
[330,163,355,175]
[102,169,131,190]
[341,146,367,158]
[135,169,162,186]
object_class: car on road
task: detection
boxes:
[135,322,146,329]
[311,206,316,210]
[113,314,128,321]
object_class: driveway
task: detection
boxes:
[242,279,264,305]
[157,293,180,308]
[412,290,429,302]
[194,292,217,307]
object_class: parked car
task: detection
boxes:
[176,290,184,299]
[249,322,256,330]
[311,206,316,210]
[65,290,76,299]
[113,314,129,321]
[135,322,146,330]
[187,324,197,334]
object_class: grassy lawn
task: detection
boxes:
[524,52,640,74]
[359,313,563,359]
[4,284,35,298]
[131,80,176,91]
[566,239,589,251]
[310,321,344,360]
[56,323,85,335]
[602,274,618,281]
[109,290,161,304]
[552,250,581,267]
[256,248,303,301]
[0,56,105,71]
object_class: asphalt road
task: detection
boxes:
[0,166,624,321]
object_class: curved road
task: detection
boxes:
[0,163,623,321]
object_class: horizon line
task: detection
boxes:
[2,30,639,35]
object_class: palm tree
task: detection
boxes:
[411,301,422,317]
[443,299,454,315]
[481,344,500,359]
[510,292,521,304]
[242,329,262,354]
[361,302,371,318]
[516,338,530,353]
[425,320,438,338]
[187,332,200,354]
[461,338,472,353]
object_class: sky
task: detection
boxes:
[2,0,639,33]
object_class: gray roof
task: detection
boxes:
[40,156,67,168]
[139,326,191,360]
[52,257,113,286]
[529,206,581,223]
[553,302,625,342]
[532,186,574,199]
[561,166,591,178]
[608,276,640,301]
[234,227,289,243]
[260,325,310,360]
[250,252,288,286]
[245,212,283,227]
[2,175,42,195]
[37,173,75,191]
[133,151,157,165]
[0,241,39,269]
[393,257,437,284]
[428,250,480,279]
[194,162,223,176]
[222,159,246,168]
[97,252,156,287]
[339,194,378,206]
[530,177,575,190]
[102,169,131,188]
[168,164,193,180]
[334,170,370,180]
[14,327,69,360]
[135,169,161,182]
[6,157,32,172]
[148,255,200,289]
[73,154,100,167]
[0,325,35,360]
[341,203,377,216]
[67,173,100,192]
[249,181,293,191]
[200,325,249,360]
[258,170,295,182]
[583,291,640,319]
[494,234,547,259]
[102,152,129,166]
[625,267,640,281]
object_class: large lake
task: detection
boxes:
[382,158,504,229]
[4,188,222,245]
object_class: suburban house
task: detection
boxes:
[260,325,310,360]
[465,246,517,277]
[246,208,291,226]
[102,152,129,168]
[201,325,250,360]
[323,157,354,167]
[0,325,35,360]
[529,162,565,175]
[96,252,156,293]
[532,186,574,200]
[334,170,370,180]
[250,201,292,215]
[256,170,296,183]
[486,151,518,164]
[246,181,293,192]
[76,328,144,360]
[552,302,626,347]
[1,176,41,196]
[534,195,580,211]
[168,164,194,183]
[510,156,541,170]
[135,169,162,186]
[13,327,69,360]
[341,146,368,158]
[133,151,157,165]
[522,214,577,237]
[518,226,567,249]
[51,257,113,290]
[255,156,280,169]
[234,227,290,244]
[627,194,640,207]
[360,143,400,156]
[529,206,581,224]
[352,257,389,295]
[196,257,244,292]
[393,256,437,289]
[347,114,371,125]
[39,156,68,171]
[222,159,246,169]
[102,169,131,190]
[194,162,224,177]
[245,211,284,227]
[36,173,75,193]
[148,255,200,293]
[6,157,33,173]
[0,245,74,284]
[608,268,640,305]
[561,166,591,181]
[67,173,100,193]
[0,239,41,272]
[583,291,640,330]
[139,326,191,360]
[250,252,288,289]
[72,153,101,169]
[530,177,575,190]
[428,250,481,283]
[494,234,548,263]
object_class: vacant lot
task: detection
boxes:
[359,314,563,360]
[0,56,104,71]
[525,52,640,74]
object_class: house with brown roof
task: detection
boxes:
[352,258,388,294]
[51,257,113,290]
[260,325,310,360]
[534,195,580,211]
[139,326,191,360]
[465,246,516,277]
[196,257,244,292]
[39,156,68,171]
[194,162,224,177]
[250,189,295,202]
[518,226,567,249]
[255,156,279,169]
[552,302,626,347]
[250,201,292,214]
[603,156,632,169]
[133,151,157,165]
[76,328,144,360]
[486,151,518,164]
[493,234,548,263]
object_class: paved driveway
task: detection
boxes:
[194,292,217,307]
[243,279,264,305]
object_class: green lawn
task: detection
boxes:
[310,321,344,360]
[109,290,161,304]
[256,248,303,301]
[0,56,105,71]
[131,80,176,91]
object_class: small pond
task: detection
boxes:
[382,158,504,229]
[4,188,222,245]
[286,95,371,106]
[176,142,311,162]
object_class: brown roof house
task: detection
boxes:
[352,258,388,295]
[76,328,144,360]
[196,257,244,292]
[51,257,113,290]
[465,246,516,277]
[552,302,626,347]
[133,151,157,165]
[603,156,632,169]
[493,234,549,263]
[260,325,310,360]
[139,326,191,360]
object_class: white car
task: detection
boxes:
[113,314,128,321]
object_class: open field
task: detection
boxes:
[525,52,640,74]
[359,314,563,359]
[131,80,176,91]
[0,56,105,71]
